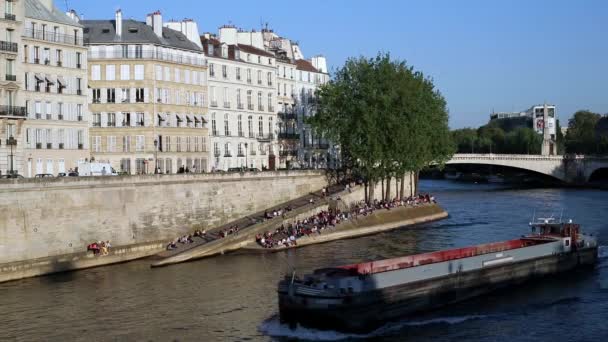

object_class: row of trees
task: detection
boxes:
[309,54,454,202]
[565,110,608,155]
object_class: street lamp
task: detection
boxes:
[153,139,158,174]
[245,142,248,171]
[7,135,17,175]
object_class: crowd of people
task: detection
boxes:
[255,193,436,249]
[87,241,112,256]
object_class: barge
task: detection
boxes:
[278,219,598,332]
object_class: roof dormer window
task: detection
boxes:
[221,45,228,58]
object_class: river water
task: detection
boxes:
[1,180,608,342]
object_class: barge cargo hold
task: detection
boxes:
[278,219,598,332]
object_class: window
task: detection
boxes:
[176,137,181,152]
[134,65,144,80]
[107,113,116,127]
[238,115,243,137]
[107,88,116,103]
[222,65,227,78]
[201,137,207,152]
[107,136,117,152]
[135,88,144,103]
[257,70,262,85]
[238,143,244,156]
[106,65,115,81]
[92,89,101,103]
[135,45,143,58]
[175,68,181,83]
[247,69,251,83]
[120,65,130,80]
[211,113,217,136]
[224,113,230,136]
[121,88,130,103]
[269,117,273,138]
[236,89,242,108]
[268,93,273,111]
[92,113,101,127]
[209,63,215,77]
[76,52,82,68]
[224,143,231,157]
[123,136,131,152]
[267,72,272,86]
[91,65,101,80]
[248,116,253,138]
[257,92,263,111]
[258,116,263,136]
[236,67,241,80]
[135,135,145,152]
[247,90,253,110]
[164,66,170,82]
[92,136,101,152]
[122,45,129,58]
[136,113,144,127]
[214,142,220,157]
[166,136,172,152]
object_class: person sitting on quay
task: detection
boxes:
[166,240,178,250]
[87,242,100,255]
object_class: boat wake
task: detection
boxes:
[598,246,608,259]
[258,314,488,341]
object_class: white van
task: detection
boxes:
[77,162,118,177]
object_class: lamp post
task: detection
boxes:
[7,135,16,175]
[244,142,248,171]
[153,139,158,174]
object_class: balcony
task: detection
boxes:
[77,116,83,121]
[78,143,83,150]
[224,153,232,157]
[237,103,244,110]
[0,105,26,117]
[0,40,18,53]
[108,121,116,127]
[46,114,52,120]
[214,151,220,157]
[268,106,275,112]
[247,104,254,110]
[256,134,274,142]
[4,13,15,21]
[59,143,64,149]
[250,150,257,156]
[36,143,42,149]
[223,102,231,109]
[57,60,62,67]
[58,114,64,120]
[92,122,101,127]
[258,105,264,111]
[44,59,50,65]
[278,133,300,140]
[87,50,205,67]
[46,143,52,149]
[76,90,83,96]
[24,28,84,46]
[237,153,245,157]
[280,150,298,157]
[210,101,218,108]
[278,112,296,121]
[5,74,16,81]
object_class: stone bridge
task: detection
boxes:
[445,154,608,184]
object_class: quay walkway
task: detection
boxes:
[150,184,348,267]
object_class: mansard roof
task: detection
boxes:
[83,19,201,52]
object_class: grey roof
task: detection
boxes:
[82,19,201,52]
[25,0,83,27]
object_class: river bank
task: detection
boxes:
[240,203,448,253]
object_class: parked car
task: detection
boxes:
[34,174,54,178]
[77,162,118,176]
[68,172,79,177]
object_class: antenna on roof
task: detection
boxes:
[64,0,69,11]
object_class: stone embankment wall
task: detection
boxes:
[0,171,327,265]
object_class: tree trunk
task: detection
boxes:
[395,177,400,199]
[415,171,419,195]
[364,182,369,203]
[410,172,414,197]
[369,180,375,203]
[400,173,406,199]
[385,177,391,201]
[381,178,385,201]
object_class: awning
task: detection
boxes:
[34,74,44,83]
[45,76,55,85]
[57,76,65,87]
[176,114,183,122]
[186,115,193,123]
[200,116,208,124]
[157,113,164,122]
[194,116,201,123]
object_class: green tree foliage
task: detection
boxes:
[565,110,602,154]
[451,126,541,154]
[309,53,454,200]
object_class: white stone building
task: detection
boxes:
[196,25,278,171]
[21,0,89,177]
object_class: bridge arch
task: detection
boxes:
[588,167,608,183]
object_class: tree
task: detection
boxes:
[309,53,454,201]
[565,110,601,154]
[451,128,478,153]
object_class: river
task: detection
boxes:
[1,180,607,341]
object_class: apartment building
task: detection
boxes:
[20,0,88,177]
[198,25,278,171]
[0,0,25,176]
[83,10,209,174]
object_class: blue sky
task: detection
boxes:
[67,0,607,128]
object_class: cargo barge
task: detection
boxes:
[278,219,598,332]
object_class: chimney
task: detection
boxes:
[66,10,81,23]
[219,25,237,45]
[153,11,163,37]
[115,9,122,37]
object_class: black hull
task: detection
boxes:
[278,247,597,333]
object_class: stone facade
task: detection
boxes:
[21,0,89,177]
[0,0,26,176]
[83,11,209,175]
[0,170,327,264]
